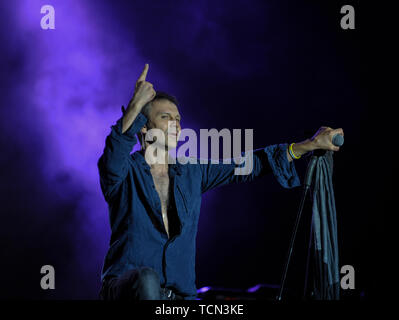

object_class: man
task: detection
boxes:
[97,64,344,300]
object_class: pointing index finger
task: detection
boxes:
[137,63,149,83]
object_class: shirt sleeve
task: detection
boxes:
[97,112,147,202]
[264,143,301,189]
[200,143,301,194]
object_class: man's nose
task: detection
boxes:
[169,120,179,130]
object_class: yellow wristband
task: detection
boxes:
[289,143,301,160]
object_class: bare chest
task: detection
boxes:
[151,171,170,209]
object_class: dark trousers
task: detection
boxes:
[99,267,183,300]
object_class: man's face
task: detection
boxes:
[143,99,181,149]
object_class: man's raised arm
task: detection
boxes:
[98,64,156,202]
[121,63,155,133]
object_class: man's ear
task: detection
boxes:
[138,125,147,148]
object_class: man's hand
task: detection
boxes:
[287,126,344,162]
[121,64,156,133]
[127,63,156,111]
[310,126,344,152]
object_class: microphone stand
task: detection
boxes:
[276,155,317,301]
[276,134,343,301]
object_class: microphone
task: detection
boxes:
[304,134,343,188]
[313,133,344,157]
[332,134,344,147]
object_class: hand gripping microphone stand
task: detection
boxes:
[276,134,344,301]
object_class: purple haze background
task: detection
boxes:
[0,0,381,299]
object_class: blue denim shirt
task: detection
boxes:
[97,112,300,299]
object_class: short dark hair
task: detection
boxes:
[141,91,179,120]
[138,91,179,149]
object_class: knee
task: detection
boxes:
[136,267,160,285]
[133,267,160,300]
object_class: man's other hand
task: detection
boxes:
[311,126,344,152]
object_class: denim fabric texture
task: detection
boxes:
[98,112,300,299]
